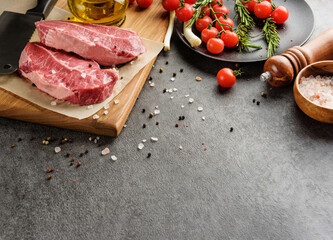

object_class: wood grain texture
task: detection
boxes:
[264,27,333,87]
[294,61,333,123]
[0,0,168,136]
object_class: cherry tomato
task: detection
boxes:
[215,17,234,31]
[185,0,197,4]
[162,0,180,11]
[212,5,229,18]
[176,3,194,22]
[220,30,239,47]
[195,16,212,32]
[271,6,289,24]
[201,27,219,43]
[211,0,223,8]
[207,38,224,54]
[200,6,211,17]
[136,0,153,8]
[242,0,257,12]
[254,1,272,19]
[217,68,236,88]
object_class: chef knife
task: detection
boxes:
[0,0,58,74]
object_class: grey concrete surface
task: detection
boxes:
[1,1,333,239]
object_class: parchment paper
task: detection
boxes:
[0,3,163,119]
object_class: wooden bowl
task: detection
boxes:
[294,61,333,123]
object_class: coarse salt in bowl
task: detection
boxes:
[298,75,333,109]
[294,61,333,123]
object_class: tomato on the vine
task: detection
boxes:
[271,6,289,24]
[136,0,153,8]
[254,1,272,19]
[215,17,234,31]
[200,6,211,17]
[185,0,197,4]
[175,3,194,22]
[242,0,257,12]
[211,0,223,8]
[201,27,219,43]
[212,5,229,18]
[162,0,180,11]
[217,68,237,88]
[207,38,225,54]
[220,30,239,47]
[195,16,212,32]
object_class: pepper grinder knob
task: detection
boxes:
[262,55,295,87]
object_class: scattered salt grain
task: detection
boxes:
[181,105,185,108]
[123,124,127,128]
[202,116,206,121]
[155,105,159,109]
[81,73,86,78]
[189,98,194,103]
[54,146,61,153]
[142,139,147,143]
[111,155,118,161]
[154,109,160,115]
[87,105,93,109]
[104,104,110,109]
[114,99,120,104]
[50,101,57,106]
[51,70,56,74]
[197,107,203,112]
[169,89,173,93]
[149,82,155,87]
[101,148,110,156]
[130,61,135,65]
[103,110,108,115]
[138,143,144,150]
[179,145,183,150]
[151,137,158,142]
[93,114,99,120]
[170,77,175,81]
[185,95,189,98]
[173,88,178,92]
[171,96,174,99]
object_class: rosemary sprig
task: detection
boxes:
[234,0,262,52]
[263,17,280,58]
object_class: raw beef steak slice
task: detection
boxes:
[19,42,119,105]
[35,20,146,66]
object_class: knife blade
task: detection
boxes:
[0,0,58,74]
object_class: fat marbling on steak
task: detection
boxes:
[35,20,146,66]
[19,42,119,105]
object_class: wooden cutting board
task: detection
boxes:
[0,0,168,137]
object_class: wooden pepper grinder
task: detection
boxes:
[261,27,333,87]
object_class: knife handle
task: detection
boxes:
[26,0,58,19]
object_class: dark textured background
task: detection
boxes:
[1,1,333,239]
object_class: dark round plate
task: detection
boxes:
[175,0,314,62]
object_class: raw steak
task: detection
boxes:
[35,20,146,66]
[18,42,119,105]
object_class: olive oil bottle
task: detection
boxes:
[68,0,129,26]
